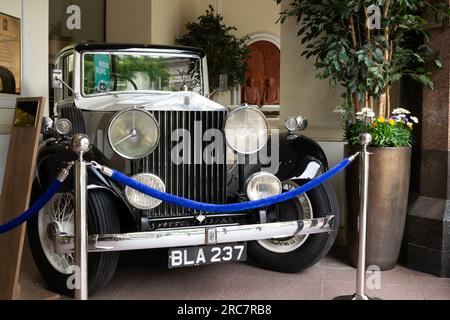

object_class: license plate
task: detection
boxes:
[168,243,247,269]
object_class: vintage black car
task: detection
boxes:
[28,43,339,296]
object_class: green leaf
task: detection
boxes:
[274,0,450,126]
[176,5,250,91]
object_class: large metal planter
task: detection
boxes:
[346,146,411,271]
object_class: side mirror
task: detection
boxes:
[51,69,63,89]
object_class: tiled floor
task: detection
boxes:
[85,248,450,300]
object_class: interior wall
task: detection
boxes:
[0,1,21,18]
[150,0,179,45]
[179,0,206,35]
[280,0,343,139]
[0,0,49,192]
[220,0,280,39]
[106,0,151,43]
[151,0,281,47]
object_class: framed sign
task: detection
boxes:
[0,13,21,95]
[0,97,45,300]
[13,98,42,128]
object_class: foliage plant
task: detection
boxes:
[177,5,250,94]
[115,55,170,88]
[277,0,450,146]
[83,55,170,94]
[342,107,419,147]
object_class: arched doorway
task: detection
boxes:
[241,39,280,107]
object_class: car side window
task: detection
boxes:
[63,54,74,98]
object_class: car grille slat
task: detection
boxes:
[137,110,227,218]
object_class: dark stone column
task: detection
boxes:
[403,23,450,277]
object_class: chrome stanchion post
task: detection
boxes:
[335,133,380,300]
[355,132,371,300]
[72,134,91,301]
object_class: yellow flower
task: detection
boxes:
[378,117,385,123]
[389,119,396,126]
[372,122,378,128]
[407,122,413,129]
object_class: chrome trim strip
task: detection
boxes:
[146,213,248,222]
[54,216,334,254]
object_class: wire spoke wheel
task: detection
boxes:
[28,181,121,296]
[38,193,76,275]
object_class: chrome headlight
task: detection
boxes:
[246,172,282,201]
[125,173,165,210]
[55,118,72,135]
[108,108,159,160]
[225,106,269,154]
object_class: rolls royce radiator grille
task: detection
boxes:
[138,110,228,218]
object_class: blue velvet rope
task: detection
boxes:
[110,157,352,213]
[0,180,63,234]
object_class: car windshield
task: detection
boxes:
[83,52,202,95]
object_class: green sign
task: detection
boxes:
[94,54,110,91]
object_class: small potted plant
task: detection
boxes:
[337,105,419,269]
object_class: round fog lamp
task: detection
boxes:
[125,174,165,210]
[246,172,282,201]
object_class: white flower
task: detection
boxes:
[392,108,411,115]
[356,107,375,120]
[333,106,345,114]
[410,116,419,124]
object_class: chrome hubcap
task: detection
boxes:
[46,222,62,241]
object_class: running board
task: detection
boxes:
[54,216,335,254]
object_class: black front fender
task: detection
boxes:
[273,130,328,182]
[227,130,329,196]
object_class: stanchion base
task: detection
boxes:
[333,294,381,300]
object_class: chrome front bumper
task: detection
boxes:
[54,216,335,254]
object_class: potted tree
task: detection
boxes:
[176,6,250,98]
[277,0,450,270]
